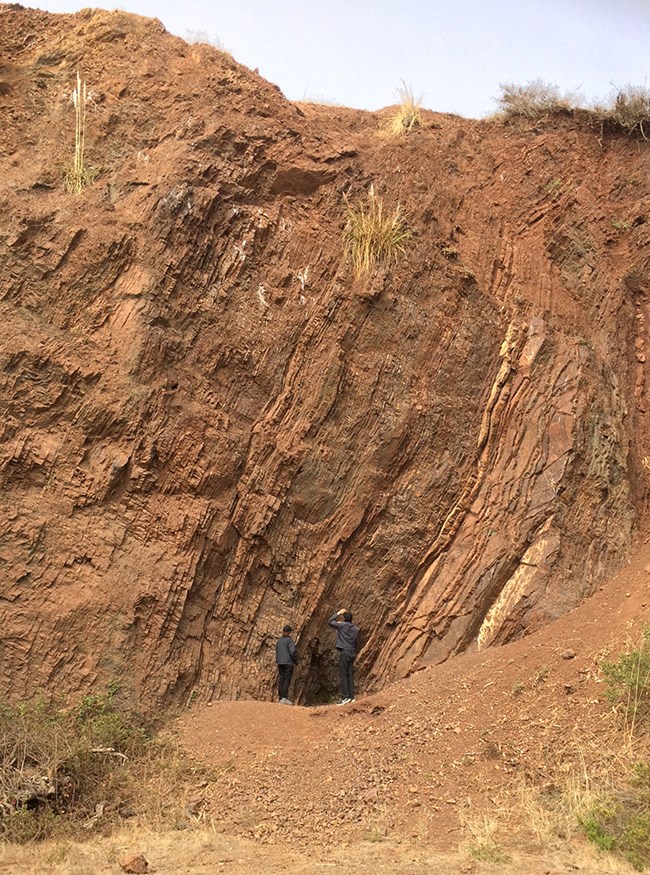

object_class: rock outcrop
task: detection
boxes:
[1,7,649,707]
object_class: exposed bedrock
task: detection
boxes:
[0,7,649,706]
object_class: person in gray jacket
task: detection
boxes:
[275,624,297,704]
[327,609,359,704]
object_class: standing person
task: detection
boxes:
[275,624,297,704]
[327,608,359,705]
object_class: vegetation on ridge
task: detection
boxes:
[388,82,425,135]
[494,78,650,139]
[593,85,650,139]
[495,78,582,118]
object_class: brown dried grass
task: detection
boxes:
[343,185,411,277]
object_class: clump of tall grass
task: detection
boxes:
[388,82,424,135]
[459,811,511,863]
[63,72,96,194]
[343,185,411,277]
[495,79,581,118]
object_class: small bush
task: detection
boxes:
[495,79,581,118]
[578,635,650,869]
[593,85,650,139]
[580,764,650,871]
[511,681,525,697]
[343,185,411,277]
[601,627,650,733]
[388,83,424,135]
[0,688,196,843]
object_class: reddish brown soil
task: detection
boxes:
[18,569,635,871]
[174,538,650,854]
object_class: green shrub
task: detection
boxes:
[0,688,194,843]
[601,627,650,732]
[580,806,617,852]
[580,768,650,871]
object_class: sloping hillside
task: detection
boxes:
[174,539,650,850]
[1,6,649,710]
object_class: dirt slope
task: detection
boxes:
[174,539,650,851]
[1,6,650,710]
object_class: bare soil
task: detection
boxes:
[163,539,650,871]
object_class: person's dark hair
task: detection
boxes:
[283,624,292,633]
[343,611,352,622]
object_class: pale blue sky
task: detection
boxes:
[11,0,650,118]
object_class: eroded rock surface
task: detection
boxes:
[1,7,649,706]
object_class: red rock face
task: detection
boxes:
[1,8,648,707]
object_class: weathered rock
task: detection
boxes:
[118,852,148,874]
[0,6,648,709]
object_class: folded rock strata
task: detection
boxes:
[0,7,648,706]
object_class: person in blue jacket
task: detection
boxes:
[327,608,359,705]
[275,624,297,704]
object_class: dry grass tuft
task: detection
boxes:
[513,746,616,848]
[343,185,411,277]
[387,83,424,135]
[491,640,650,872]
[184,29,233,57]
[459,810,511,863]
[0,825,223,875]
[458,730,642,872]
[63,72,96,194]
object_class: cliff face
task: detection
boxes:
[1,7,649,707]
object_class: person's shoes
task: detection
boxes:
[336,698,352,706]
[279,698,293,705]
